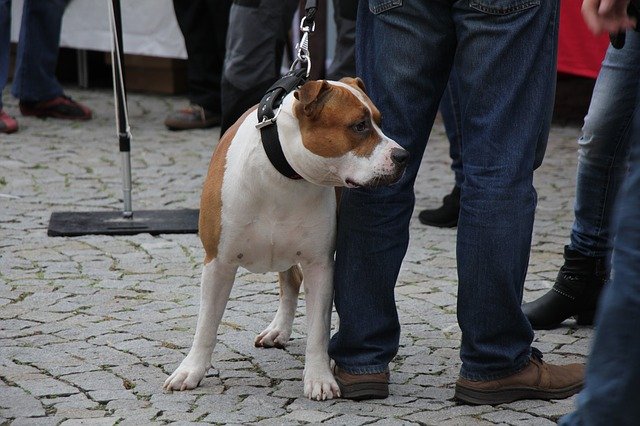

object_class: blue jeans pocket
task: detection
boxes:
[469,0,540,15]
[369,0,403,14]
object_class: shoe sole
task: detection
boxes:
[336,380,389,401]
[454,381,584,405]
[1,126,18,134]
[21,111,92,121]
[529,311,596,330]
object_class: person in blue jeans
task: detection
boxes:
[558,1,640,423]
[328,0,584,404]
[0,0,92,134]
[523,29,639,329]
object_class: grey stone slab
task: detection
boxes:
[14,377,79,398]
[58,418,118,426]
[284,409,337,423]
[10,417,63,426]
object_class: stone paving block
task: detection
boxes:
[43,393,99,411]
[11,417,64,426]
[437,416,496,425]
[61,370,129,391]
[13,376,79,398]
[0,384,47,418]
[111,410,163,426]
[201,411,261,424]
[284,409,337,423]
[253,419,301,426]
[536,333,578,345]
[525,398,577,421]
[88,389,138,403]
[0,358,41,380]
[480,408,545,424]
[59,418,118,426]
[402,404,493,424]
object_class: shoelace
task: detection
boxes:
[531,347,544,362]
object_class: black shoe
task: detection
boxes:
[164,104,220,130]
[418,186,460,228]
[522,246,608,330]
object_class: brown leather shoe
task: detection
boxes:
[454,350,584,405]
[333,365,389,400]
[164,104,220,130]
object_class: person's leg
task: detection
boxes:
[0,0,9,108]
[172,0,230,112]
[419,73,463,228]
[522,32,640,329]
[329,0,455,379]
[11,0,68,102]
[165,0,231,130]
[453,0,558,378]
[0,0,18,134]
[559,97,640,426]
[220,0,298,134]
[13,0,91,120]
[453,0,583,405]
[326,0,356,80]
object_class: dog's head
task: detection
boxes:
[285,77,408,188]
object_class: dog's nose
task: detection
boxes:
[391,148,410,166]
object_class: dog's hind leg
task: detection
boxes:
[164,260,237,391]
[255,265,302,348]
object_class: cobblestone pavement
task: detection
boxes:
[1,87,591,425]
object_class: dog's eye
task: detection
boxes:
[351,120,370,133]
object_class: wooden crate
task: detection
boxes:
[106,53,187,95]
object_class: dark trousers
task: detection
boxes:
[172,0,232,113]
[220,0,298,134]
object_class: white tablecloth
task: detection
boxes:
[10,0,187,59]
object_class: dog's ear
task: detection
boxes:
[339,76,366,93]
[294,80,332,118]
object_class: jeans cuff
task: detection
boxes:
[335,362,389,375]
[458,350,531,381]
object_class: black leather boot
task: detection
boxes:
[522,246,608,330]
[418,186,460,228]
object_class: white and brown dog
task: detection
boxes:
[163,77,408,400]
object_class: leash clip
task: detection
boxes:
[292,16,315,77]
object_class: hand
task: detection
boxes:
[582,0,637,34]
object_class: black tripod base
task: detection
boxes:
[47,209,199,237]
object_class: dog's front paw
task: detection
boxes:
[163,361,208,391]
[254,326,291,349]
[303,369,341,401]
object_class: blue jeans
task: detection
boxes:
[0,0,69,110]
[440,75,463,188]
[559,58,640,425]
[328,0,559,380]
[568,33,639,259]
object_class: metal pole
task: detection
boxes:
[109,0,133,218]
